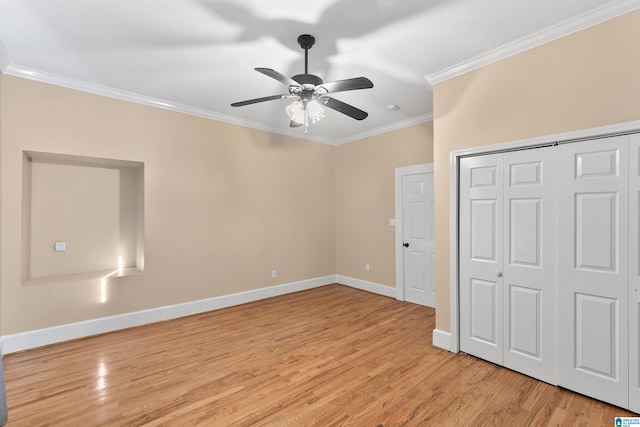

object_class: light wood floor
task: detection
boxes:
[2,284,635,426]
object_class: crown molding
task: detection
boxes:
[426,0,640,85]
[3,63,431,146]
[333,113,433,145]
[0,38,9,72]
[3,64,336,145]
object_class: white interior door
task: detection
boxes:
[460,154,504,365]
[502,147,557,384]
[402,172,435,307]
[557,136,629,408]
[629,134,640,413]
[460,149,557,380]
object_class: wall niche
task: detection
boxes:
[22,151,144,285]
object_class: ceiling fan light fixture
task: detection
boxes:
[286,100,305,124]
[232,34,373,134]
[286,99,325,126]
[307,100,325,124]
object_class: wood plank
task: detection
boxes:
[2,285,636,426]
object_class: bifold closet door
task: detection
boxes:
[557,136,629,409]
[460,153,504,365]
[460,148,556,383]
[502,148,557,384]
[629,133,640,414]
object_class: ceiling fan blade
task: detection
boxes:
[322,97,368,120]
[319,77,373,94]
[231,94,288,107]
[255,68,300,87]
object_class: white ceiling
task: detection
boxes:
[0,0,637,144]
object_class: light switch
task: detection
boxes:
[54,241,67,252]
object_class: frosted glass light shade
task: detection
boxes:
[286,100,305,124]
[286,99,324,125]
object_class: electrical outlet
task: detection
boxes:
[272,270,277,278]
[54,241,67,252]
[365,264,370,271]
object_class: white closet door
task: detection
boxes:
[502,147,557,384]
[557,136,629,408]
[629,134,640,413]
[460,154,504,364]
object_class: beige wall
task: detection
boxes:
[335,122,433,287]
[433,10,640,332]
[0,75,336,334]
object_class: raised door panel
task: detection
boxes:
[575,294,618,378]
[470,200,497,262]
[503,148,557,384]
[460,154,504,364]
[407,251,428,291]
[509,285,541,357]
[575,193,618,271]
[557,136,629,408]
[509,199,541,267]
[470,279,499,345]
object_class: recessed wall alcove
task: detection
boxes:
[22,151,144,285]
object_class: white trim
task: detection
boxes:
[432,329,452,351]
[455,119,640,157]
[333,114,433,145]
[1,63,432,146]
[0,275,336,354]
[449,119,640,356]
[2,65,335,146]
[394,163,434,302]
[335,275,396,298]
[426,1,640,85]
[449,150,460,353]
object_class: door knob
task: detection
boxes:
[496,271,503,278]
[403,242,409,247]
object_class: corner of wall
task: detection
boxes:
[0,40,8,73]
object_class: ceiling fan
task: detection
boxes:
[231,34,374,134]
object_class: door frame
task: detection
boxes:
[447,120,640,353]
[394,163,434,302]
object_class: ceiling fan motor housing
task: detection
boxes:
[292,74,323,86]
[297,34,315,50]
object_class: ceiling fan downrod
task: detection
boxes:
[297,34,315,75]
[296,35,316,134]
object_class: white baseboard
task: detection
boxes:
[432,328,453,352]
[1,275,336,354]
[335,275,395,298]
